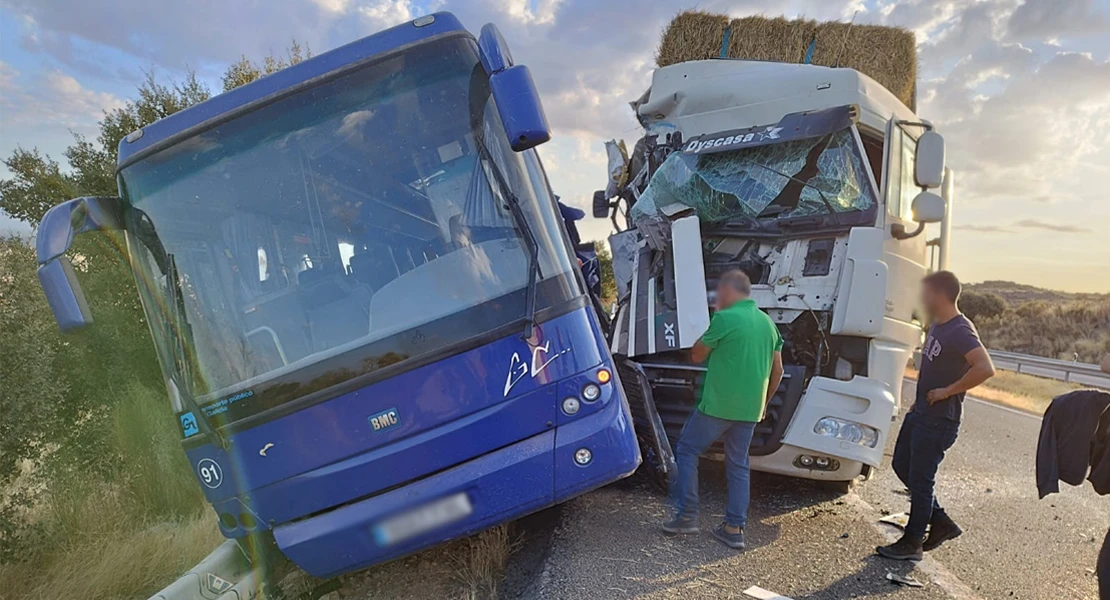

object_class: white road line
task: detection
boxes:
[842,492,983,600]
[965,396,1042,420]
[906,377,1043,420]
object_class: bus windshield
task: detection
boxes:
[119,36,580,426]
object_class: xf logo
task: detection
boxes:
[664,322,676,348]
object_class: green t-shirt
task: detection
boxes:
[698,299,783,422]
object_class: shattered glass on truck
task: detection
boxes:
[631,128,875,223]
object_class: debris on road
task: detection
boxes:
[879,512,910,528]
[743,585,795,600]
[887,572,926,588]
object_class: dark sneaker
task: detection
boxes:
[877,533,924,561]
[923,518,963,551]
[712,523,746,550]
[661,516,698,534]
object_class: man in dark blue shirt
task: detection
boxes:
[877,270,996,561]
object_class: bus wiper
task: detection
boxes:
[467,64,540,339]
[473,134,542,339]
[129,209,226,449]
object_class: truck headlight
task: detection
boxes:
[814,417,879,448]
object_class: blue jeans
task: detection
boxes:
[671,409,757,529]
[892,411,960,538]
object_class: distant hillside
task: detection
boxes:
[966,280,1110,306]
[963,281,1109,363]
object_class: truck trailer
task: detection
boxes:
[595,23,952,491]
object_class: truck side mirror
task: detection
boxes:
[479,23,551,152]
[910,191,946,224]
[593,190,610,218]
[915,131,945,188]
[36,196,125,331]
[891,191,945,240]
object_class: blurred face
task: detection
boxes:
[716,282,742,310]
[920,282,948,319]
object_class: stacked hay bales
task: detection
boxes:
[656,11,917,109]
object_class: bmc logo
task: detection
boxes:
[369,408,400,432]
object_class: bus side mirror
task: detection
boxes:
[479,23,551,151]
[36,196,124,332]
[915,131,945,188]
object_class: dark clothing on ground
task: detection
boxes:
[892,411,960,537]
[1035,389,1110,499]
[913,314,983,423]
[1035,389,1110,599]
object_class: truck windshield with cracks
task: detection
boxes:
[34,13,640,584]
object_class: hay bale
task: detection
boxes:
[657,11,917,108]
[655,11,730,66]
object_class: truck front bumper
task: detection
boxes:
[271,392,640,578]
[769,375,896,479]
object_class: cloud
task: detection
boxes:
[955,224,1011,233]
[0,61,124,131]
[1014,219,1093,233]
[1006,0,1110,41]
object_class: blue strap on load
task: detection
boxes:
[804,36,817,64]
[719,25,732,58]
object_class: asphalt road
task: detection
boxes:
[862,388,1108,599]
[531,383,1108,599]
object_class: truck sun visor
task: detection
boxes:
[682,105,858,156]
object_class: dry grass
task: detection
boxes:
[657,11,917,108]
[906,366,1084,415]
[450,525,519,600]
[0,511,221,600]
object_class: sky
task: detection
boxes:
[1,0,1108,292]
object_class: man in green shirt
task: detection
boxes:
[661,270,784,550]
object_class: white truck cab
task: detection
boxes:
[598,58,952,488]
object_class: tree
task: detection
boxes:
[960,291,1008,323]
[0,45,305,562]
[594,240,617,305]
[221,41,311,92]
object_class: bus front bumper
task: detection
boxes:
[271,392,640,578]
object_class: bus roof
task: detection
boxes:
[116,12,468,169]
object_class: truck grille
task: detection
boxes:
[630,360,806,456]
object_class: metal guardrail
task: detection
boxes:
[148,540,263,600]
[989,350,1110,389]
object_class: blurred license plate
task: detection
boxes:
[374,492,472,546]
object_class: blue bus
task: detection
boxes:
[34,13,640,579]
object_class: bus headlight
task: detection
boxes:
[814,417,879,448]
[574,448,592,465]
[582,383,601,402]
[562,397,581,415]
